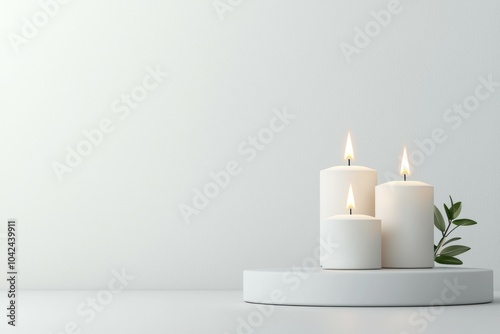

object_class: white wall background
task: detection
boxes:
[0,0,499,290]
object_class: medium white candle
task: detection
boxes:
[321,185,381,269]
[320,132,377,220]
[376,147,434,268]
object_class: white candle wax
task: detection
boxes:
[320,166,377,220]
[321,214,381,269]
[376,181,434,268]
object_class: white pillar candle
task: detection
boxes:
[375,147,434,268]
[321,185,381,269]
[321,215,382,269]
[320,133,377,220]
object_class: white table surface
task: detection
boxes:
[1,290,499,334]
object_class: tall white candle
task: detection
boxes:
[320,132,377,220]
[376,147,434,268]
[321,185,381,269]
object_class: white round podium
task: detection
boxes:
[243,267,493,306]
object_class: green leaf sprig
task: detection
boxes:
[434,196,478,265]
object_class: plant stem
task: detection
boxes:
[434,237,445,257]
[442,219,452,238]
[447,225,460,236]
[435,220,450,256]
[435,219,460,257]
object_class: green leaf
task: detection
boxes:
[444,204,453,221]
[443,237,461,246]
[435,255,463,265]
[449,195,454,208]
[440,245,471,257]
[452,219,478,226]
[434,244,437,251]
[434,206,446,232]
[451,202,462,219]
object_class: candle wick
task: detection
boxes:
[349,208,352,215]
[404,174,407,181]
[348,159,351,166]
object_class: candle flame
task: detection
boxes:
[346,184,355,211]
[344,132,354,161]
[400,146,411,176]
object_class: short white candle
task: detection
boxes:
[320,132,377,220]
[321,185,382,270]
[376,147,434,268]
